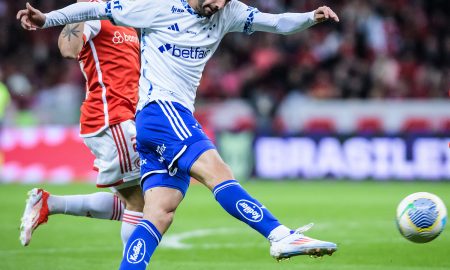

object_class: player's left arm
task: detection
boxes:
[252,6,339,35]
[58,23,84,59]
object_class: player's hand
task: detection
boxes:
[314,6,339,23]
[16,2,46,30]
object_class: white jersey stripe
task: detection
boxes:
[156,100,186,140]
[88,40,109,129]
[167,101,192,137]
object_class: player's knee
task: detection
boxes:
[116,185,145,212]
[207,161,235,186]
[160,210,175,227]
[144,206,175,232]
[192,154,235,188]
[124,199,145,212]
[215,162,234,179]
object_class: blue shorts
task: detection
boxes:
[136,100,215,196]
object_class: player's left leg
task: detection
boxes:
[89,120,145,247]
[20,189,124,246]
[190,149,337,260]
[119,174,185,269]
[190,149,288,239]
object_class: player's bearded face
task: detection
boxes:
[197,0,230,16]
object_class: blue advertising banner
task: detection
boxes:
[254,136,450,180]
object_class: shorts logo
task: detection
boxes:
[134,158,140,169]
[156,144,166,163]
[192,123,204,133]
[140,159,147,166]
[236,200,263,222]
[126,238,146,264]
[112,31,139,44]
[169,167,178,176]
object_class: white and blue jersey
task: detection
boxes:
[106,0,259,113]
[42,0,315,193]
[103,0,260,193]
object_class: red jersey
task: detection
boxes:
[78,19,140,137]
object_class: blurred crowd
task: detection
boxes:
[0,0,448,127]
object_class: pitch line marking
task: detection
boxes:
[0,246,119,255]
[160,227,259,249]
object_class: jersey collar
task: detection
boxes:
[180,0,204,18]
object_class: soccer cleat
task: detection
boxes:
[270,223,337,261]
[19,188,50,246]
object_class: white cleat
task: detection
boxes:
[19,188,50,246]
[270,223,337,261]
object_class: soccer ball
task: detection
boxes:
[396,192,447,243]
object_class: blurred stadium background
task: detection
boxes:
[0,0,449,269]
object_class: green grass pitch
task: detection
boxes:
[1,181,449,270]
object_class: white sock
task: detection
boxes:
[268,225,292,242]
[47,192,124,220]
[121,209,143,247]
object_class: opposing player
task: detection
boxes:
[19,0,144,249]
[17,0,340,268]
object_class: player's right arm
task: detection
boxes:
[17,1,107,29]
[58,23,84,59]
[17,0,161,30]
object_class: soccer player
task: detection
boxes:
[17,0,340,268]
[19,0,144,249]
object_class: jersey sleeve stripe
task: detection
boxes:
[243,7,259,35]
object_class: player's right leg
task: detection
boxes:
[86,120,145,247]
[19,188,123,246]
[20,120,144,247]
[113,184,145,247]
